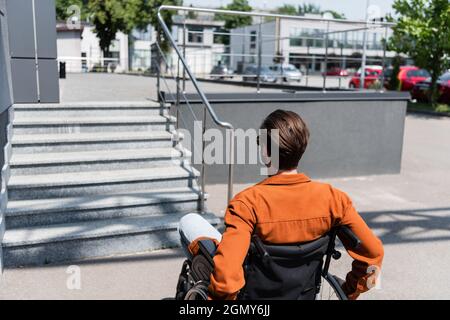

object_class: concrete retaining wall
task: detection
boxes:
[170,92,409,185]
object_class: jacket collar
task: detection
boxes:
[257,173,311,186]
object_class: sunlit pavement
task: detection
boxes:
[1,74,449,300]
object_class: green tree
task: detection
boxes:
[389,0,450,103]
[276,4,298,16]
[298,3,321,15]
[389,55,402,90]
[88,0,127,56]
[146,0,181,53]
[323,10,346,19]
[187,4,197,20]
[275,3,345,19]
[87,0,179,56]
[55,0,90,21]
[215,0,253,30]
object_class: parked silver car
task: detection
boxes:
[270,64,302,83]
[210,65,234,80]
[242,65,277,83]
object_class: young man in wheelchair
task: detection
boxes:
[177,109,384,300]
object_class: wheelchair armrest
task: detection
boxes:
[339,226,361,249]
[198,240,217,265]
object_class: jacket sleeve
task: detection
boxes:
[208,199,256,300]
[333,188,384,300]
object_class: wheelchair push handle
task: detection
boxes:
[339,226,361,249]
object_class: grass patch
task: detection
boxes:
[408,101,450,114]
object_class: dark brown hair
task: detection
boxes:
[260,109,310,170]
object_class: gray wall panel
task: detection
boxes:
[10,58,38,103]
[0,13,12,112]
[38,59,60,103]
[35,0,57,59]
[176,98,407,184]
[0,0,9,273]
[6,0,35,58]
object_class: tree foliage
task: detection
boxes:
[55,0,90,21]
[276,4,298,16]
[275,3,345,19]
[56,0,179,55]
[298,3,321,15]
[215,0,253,30]
[389,0,450,102]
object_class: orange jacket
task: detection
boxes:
[208,173,384,300]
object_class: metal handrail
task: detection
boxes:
[159,5,395,27]
[157,6,235,210]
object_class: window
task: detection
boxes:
[132,26,152,42]
[289,28,302,47]
[407,69,430,78]
[250,31,257,49]
[132,49,151,71]
[188,26,203,43]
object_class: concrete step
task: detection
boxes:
[13,115,176,134]
[11,131,177,154]
[2,212,220,267]
[8,166,199,200]
[6,187,204,228]
[10,147,191,175]
[14,101,169,118]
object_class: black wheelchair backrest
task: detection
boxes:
[252,234,330,262]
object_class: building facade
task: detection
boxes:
[230,15,395,74]
[57,22,130,73]
[152,13,226,77]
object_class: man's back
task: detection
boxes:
[209,173,384,300]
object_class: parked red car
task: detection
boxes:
[383,66,431,91]
[411,72,450,104]
[349,66,383,89]
[324,67,349,77]
[398,66,430,91]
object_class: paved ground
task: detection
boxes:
[59,73,281,102]
[1,74,449,300]
[59,73,348,103]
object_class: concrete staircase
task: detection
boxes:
[1,102,218,267]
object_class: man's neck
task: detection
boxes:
[278,169,298,175]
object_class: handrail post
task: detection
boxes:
[156,32,162,105]
[201,107,207,212]
[322,21,330,92]
[227,128,234,203]
[176,58,181,129]
[183,18,187,93]
[380,25,388,92]
[256,21,262,93]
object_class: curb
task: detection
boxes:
[407,108,450,118]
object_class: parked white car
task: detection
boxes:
[270,64,302,83]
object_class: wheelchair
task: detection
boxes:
[175,226,361,300]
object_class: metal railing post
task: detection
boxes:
[360,0,370,90]
[380,25,388,92]
[156,33,162,105]
[176,57,181,129]
[305,45,310,87]
[227,128,234,203]
[183,19,187,93]
[256,20,262,93]
[322,21,330,92]
[201,107,207,212]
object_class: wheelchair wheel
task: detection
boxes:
[184,281,209,300]
[316,274,348,300]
